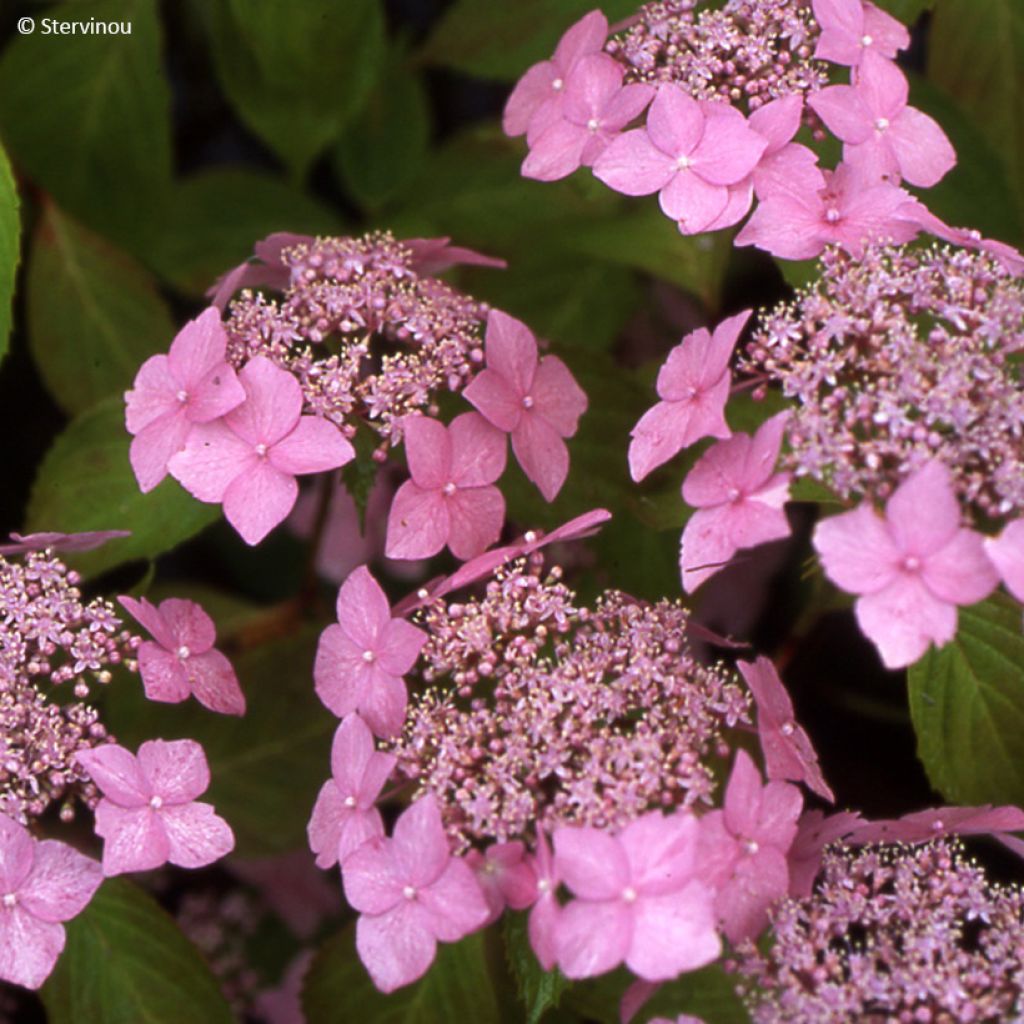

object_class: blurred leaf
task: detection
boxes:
[193,0,385,181]
[503,913,568,1024]
[0,0,171,253]
[27,204,173,415]
[148,168,344,296]
[873,0,935,21]
[41,878,233,1024]
[336,44,431,211]
[304,926,502,1024]
[908,593,1024,806]
[26,396,218,578]
[0,142,18,366]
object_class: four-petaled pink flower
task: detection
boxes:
[698,749,803,944]
[342,795,489,993]
[679,412,791,593]
[307,714,396,869]
[463,310,587,502]
[813,461,998,669]
[553,811,720,981]
[314,566,426,738]
[465,841,538,924]
[168,355,355,546]
[125,307,247,493]
[75,739,234,876]
[985,520,1024,605]
[0,815,102,990]
[629,310,750,482]
[812,0,910,67]
[593,85,767,234]
[809,51,955,188]
[118,595,245,716]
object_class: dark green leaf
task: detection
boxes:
[0,0,172,253]
[26,396,219,578]
[193,0,385,181]
[872,0,935,22]
[503,913,568,1024]
[41,878,233,1024]
[908,593,1024,806]
[27,204,174,415]
[0,142,19,366]
[303,925,502,1024]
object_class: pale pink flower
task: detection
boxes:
[76,739,234,876]
[503,10,608,140]
[0,530,130,556]
[787,809,864,897]
[813,461,999,668]
[809,51,955,187]
[593,85,767,233]
[168,355,355,546]
[0,815,102,990]
[748,95,823,202]
[629,311,750,482]
[553,811,720,981]
[522,54,654,181]
[118,595,245,715]
[737,657,834,802]
[679,412,791,593]
[698,750,802,944]
[125,308,246,493]
[527,830,561,970]
[812,0,910,67]
[342,795,489,993]
[307,714,396,869]
[463,310,587,502]
[848,804,1024,845]
[465,841,538,924]
[985,520,1024,604]
[314,566,426,738]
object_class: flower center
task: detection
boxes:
[780,721,795,737]
[177,645,190,660]
[522,395,535,410]
[875,117,890,132]
[552,77,564,92]
[442,481,457,496]
[343,795,356,808]
[902,554,921,574]
[176,389,189,404]
[537,878,550,893]
[861,33,873,46]
[675,155,692,171]
[743,839,760,855]
[254,443,268,458]
[403,885,417,900]
[2,893,16,909]
[150,795,163,810]
[727,487,742,503]
[524,530,538,544]
[587,117,600,133]
[825,206,841,224]
[621,886,638,903]
[362,649,375,663]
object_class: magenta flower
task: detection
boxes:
[463,310,586,502]
[812,0,910,67]
[522,54,654,182]
[168,355,355,546]
[737,657,834,802]
[342,795,489,993]
[0,529,130,556]
[813,461,999,669]
[465,841,538,924]
[809,51,955,187]
[307,714,396,869]
[118,595,245,716]
[0,816,102,990]
[985,520,1024,604]
[679,412,791,594]
[527,830,561,970]
[314,566,426,738]
[553,811,720,981]
[787,809,864,898]
[75,739,234,876]
[503,10,608,140]
[125,308,246,493]
[848,804,1024,845]
[628,311,750,482]
[593,85,767,233]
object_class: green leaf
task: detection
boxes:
[41,878,233,1024]
[148,168,344,296]
[27,204,174,415]
[0,142,19,366]
[26,396,219,578]
[193,0,385,181]
[908,593,1024,806]
[872,0,935,22]
[503,913,568,1024]
[0,0,171,254]
[303,926,502,1024]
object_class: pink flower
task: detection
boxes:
[593,85,767,233]
[985,520,1024,604]
[812,0,910,67]
[737,657,834,802]
[628,310,750,482]
[314,566,426,738]
[0,815,102,990]
[813,461,999,668]
[342,795,489,993]
[0,530,130,556]
[168,355,355,546]
[503,10,608,140]
[848,804,1024,845]
[118,595,245,715]
[679,412,791,593]
[809,51,955,187]
[698,750,802,944]
[307,714,396,869]
[527,830,561,970]
[787,809,864,897]
[465,841,538,924]
[748,95,823,202]
[553,811,720,981]
[75,739,234,876]
[125,308,247,493]
[522,54,654,181]
[463,310,587,502]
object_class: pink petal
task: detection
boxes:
[742,412,789,491]
[682,433,749,508]
[418,859,489,941]
[308,782,348,869]
[814,26,862,66]
[749,94,803,153]
[753,144,825,202]
[531,355,587,438]
[359,666,407,740]
[504,61,558,138]
[185,649,246,716]
[706,310,751,383]
[734,193,828,260]
[552,9,608,71]
[857,49,908,120]
[404,237,506,275]
[922,529,998,606]
[528,894,560,970]
[646,84,704,157]
[168,420,256,503]
[343,840,404,914]
[862,2,911,57]
[716,849,788,944]
[186,361,246,425]
[446,487,506,560]
[0,817,34,894]
[512,414,570,502]
[554,827,629,899]
[330,714,374,793]
[484,310,537,400]
[125,354,177,435]
[403,416,452,490]
[808,86,873,144]
[721,495,791,552]
[94,803,169,874]
[160,802,235,869]
[700,178,754,232]
[658,171,729,232]
[314,625,371,718]
[224,357,303,448]
[376,617,426,678]
[592,130,677,196]
[269,417,354,476]
[0,907,66,990]
[118,594,174,649]
[813,503,901,595]
[167,308,228,384]
[393,797,451,889]
[385,482,450,560]
[722,749,765,839]
[449,412,507,487]
[556,898,633,979]
[563,53,624,122]
[336,566,392,650]
[599,81,655,133]
[356,902,437,994]
[137,738,210,804]
[856,575,958,669]
[223,460,299,546]
[618,812,699,896]
[463,367,523,433]
[628,883,720,979]
[691,114,767,185]
[986,521,1024,602]
[889,106,956,187]
[629,400,706,482]
[337,809,386,865]
[75,745,150,806]
[788,810,863,897]
[812,0,862,41]
[154,598,215,653]
[129,412,191,493]
[679,507,740,594]
[522,119,589,182]
[885,462,960,557]
[137,644,191,704]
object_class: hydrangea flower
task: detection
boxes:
[986,521,1024,604]
[465,841,538,924]
[812,0,910,67]
[527,830,561,970]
